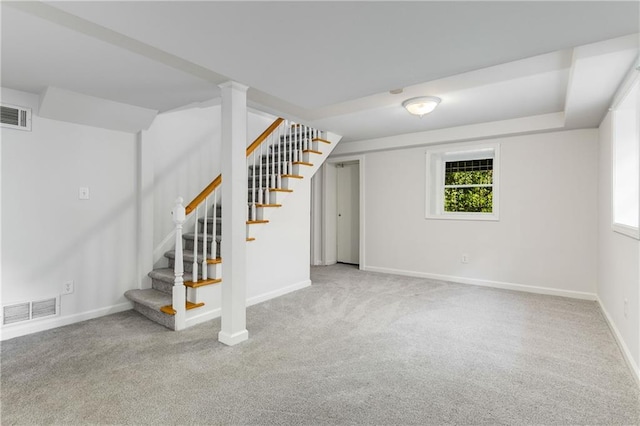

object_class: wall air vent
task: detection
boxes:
[3,303,30,325]
[31,298,57,319]
[1,103,32,131]
[3,297,58,326]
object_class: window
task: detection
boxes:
[426,143,500,220]
[612,73,639,239]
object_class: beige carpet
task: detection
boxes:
[2,264,639,425]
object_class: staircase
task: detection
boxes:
[125,119,335,330]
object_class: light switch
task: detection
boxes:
[79,187,90,200]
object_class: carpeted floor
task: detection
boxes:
[1,264,639,425]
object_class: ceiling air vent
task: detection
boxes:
[3,297,58,325]
[1,103,32,131]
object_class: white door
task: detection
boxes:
[336,162,359,264]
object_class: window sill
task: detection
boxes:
[612,223,640,240]
[426,213,500,222]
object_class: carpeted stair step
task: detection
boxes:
[149,267,221,293]
[164,249,220,264]
[259,153,305,163]
[164,250,221,272]
[248,162,289,176]
[149,268,197,293]
[183,232,221,253]
[124,288,175,329]
[279,130,313,141]
[197,216,222,235]
[160,301,205,315]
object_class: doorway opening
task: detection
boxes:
[336,161,359,266]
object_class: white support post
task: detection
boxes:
[172,197,186,331]
[219,81,249,346]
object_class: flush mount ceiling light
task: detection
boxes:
[402,96,441,117]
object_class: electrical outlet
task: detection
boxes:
[62,280,74,295]
[624,299,629,318]
[461,254,469,264]
[79,187,90,200]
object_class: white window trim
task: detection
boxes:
[426,142,500,221]
[611,69,639,240]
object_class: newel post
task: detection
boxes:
[172,197,186,330]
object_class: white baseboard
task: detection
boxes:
[247,279,311,307]
[597,297,640,387]
[0,302,132,341]
[218,329,249,346]
[185,279,312,328]
[185,307,221,328]
[362,265,597,301]
[2,280,313,339]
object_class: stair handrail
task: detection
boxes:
[185,174,222,215]
[183,117,284,215]
[246,117,285,157]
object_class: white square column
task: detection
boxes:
[218,81,249,346]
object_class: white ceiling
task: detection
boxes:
[1,1,638,142]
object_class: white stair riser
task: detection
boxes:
[269,190,292,205]
[208,262,222,279]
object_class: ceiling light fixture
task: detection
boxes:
[402,96,441,117]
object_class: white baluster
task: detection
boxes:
[201,197,208,280]
[287,121,292,175]
[276,126,282,188]
[251,142,257,215]
[303,125,309,151]
[192,204,199,283]
[296,125,302,161]
[257,145,263,205]
[213,193,218,259]
[172,197,186,330]
[270,129,276,189]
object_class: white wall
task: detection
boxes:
[346,129,599,298]
[1,88,137,339]
[597,111,640,381]
[246,181,312,305]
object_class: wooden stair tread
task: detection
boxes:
[303,149,322,155]
[246,237,256,242]
[256,204,281,208]
[160,301,205,315]
[185,278,221,288]
[207,257,222,264]
[269,188,293,193]
[293,161,313,166]
[313,137,331,144]
[246,219,269,224]
[282,174,303,179]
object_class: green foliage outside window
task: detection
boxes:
[444,168,493,213]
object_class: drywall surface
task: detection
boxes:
[597,112,639,379]
[1,87,137,339]
[246,181,312,304]
[361,129,599,297]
